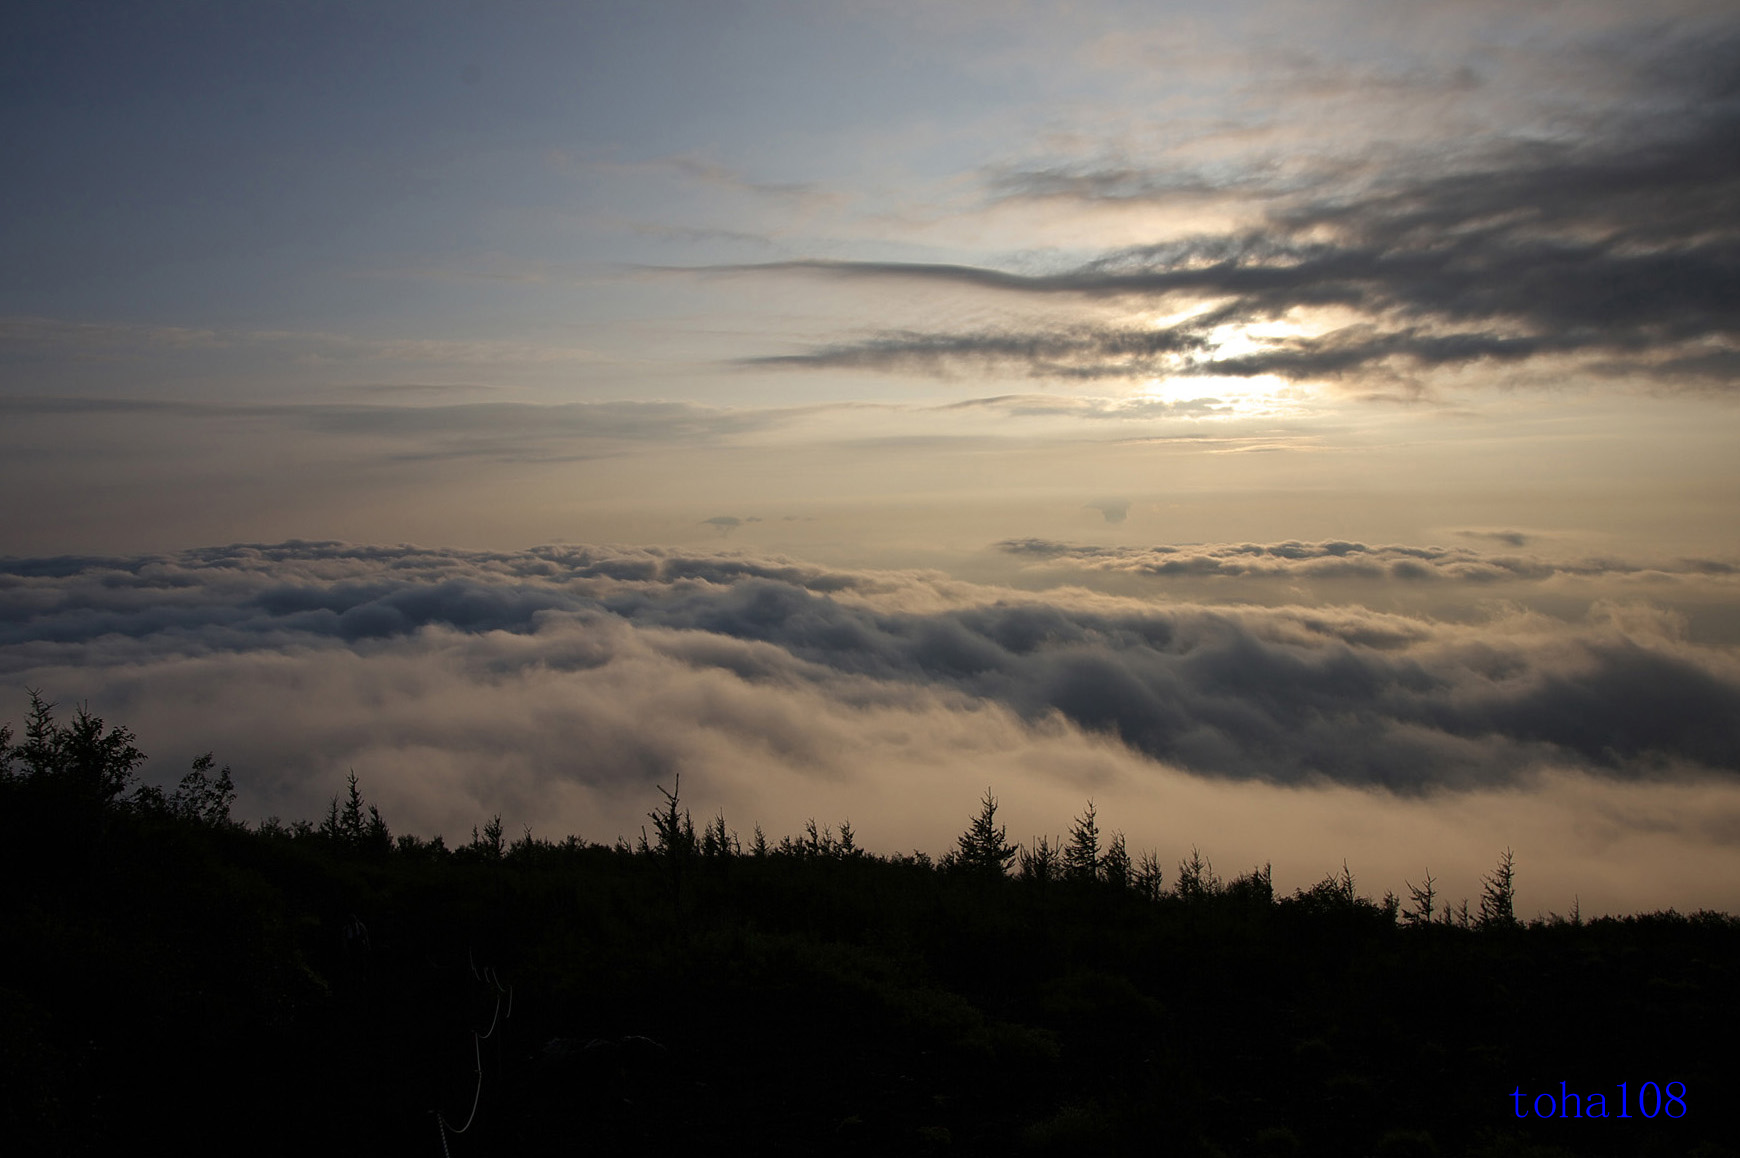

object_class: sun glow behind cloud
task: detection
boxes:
[1138,372,1313,416]
[1131,314,1325,415]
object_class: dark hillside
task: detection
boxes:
[1,701,1734,1157]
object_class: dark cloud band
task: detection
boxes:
[723,31,1740,389]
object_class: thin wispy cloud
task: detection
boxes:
[938,393,1234,418]
[743,320,1218,379]
[0,395,790,464]
[0,315,611,370]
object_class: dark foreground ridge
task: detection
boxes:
[1,695,1735,1157]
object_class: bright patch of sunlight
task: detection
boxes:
[1138,373,1315,416]
[1122,308,1336,416]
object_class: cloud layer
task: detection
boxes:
[995,537,1740,587]
[5,541,1737,800]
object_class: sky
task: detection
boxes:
[3,0,1738,914]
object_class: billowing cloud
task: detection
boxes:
[6,541,1738,797]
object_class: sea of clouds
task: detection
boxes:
[4,540,1738,913]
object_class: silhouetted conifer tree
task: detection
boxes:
[1227,863,1273,906]
[701,810,737,858]
[472,813,506,860]
[1020,835,1060,883]
[315,771,390,852]
[647,777,696,861]
[1479,847,1517,928]
[17,691,63,780]
[365,804,391,853]
[1134,848,1165,900]
[1101,831,1131,889]
[13,690,145,810]
[954,788,1018,876]
[1403,869,1437,927]
[340,771,367,844]
[319,797,342,842]
[1174,845,1221,901]
[1064,800,1101,882]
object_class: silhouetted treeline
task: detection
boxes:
[2,695,1735,1157]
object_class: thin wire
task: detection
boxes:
[431,955,514,1153]
[477,993,502,1041]
[443,1034,486,1135]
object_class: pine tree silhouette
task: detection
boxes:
[1101,831,1132,889]
[1064,800,1101,882]
[953,787,1018,875]
[13,690,145,810]
[1479,848,1517,928]
[1403,869,1437,927]
[1020,835,1060,882]
[1174,845,1220,901]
